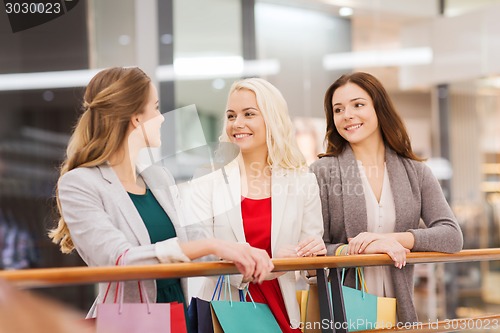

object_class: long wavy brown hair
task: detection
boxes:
[49,67,151,253]
[319,72,422,161]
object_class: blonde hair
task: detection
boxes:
[220,78,307,170]
[49,67,151,253]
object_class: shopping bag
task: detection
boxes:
[171,302,188,333]
[210,277,281,333]
[303,284,321,333]
[188,297,214,333]
[188,275,228,333]
[95,250,173,333]
[376,295,396,329]
[96,300,171,333]
[296,289,307,325]
[340,268,396,332]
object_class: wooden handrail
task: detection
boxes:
[1,248,500,288]
[355,314,500,333]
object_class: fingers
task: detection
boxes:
[250,249,273,284]
[295,237,314,256]
[296,237,326,257]
[362,239,409,269]
[348,232,379,255]
[230,243,256,281]
[386,245,407,269]
[276,245,300,258]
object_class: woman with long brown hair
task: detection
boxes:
[49,67,273,317]
[310,72,463,324]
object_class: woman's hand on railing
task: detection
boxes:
[362,238,410,269]
[348,232,415,255]
[296,236,327,257]
[214,240,274,284]
[347,232,387,254]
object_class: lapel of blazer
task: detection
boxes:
[225,162,246,243]
[140,166,189,241]
[271,167,288,252]
[97,165,151,246]
[385,148,413,232]
[339,146,367,238]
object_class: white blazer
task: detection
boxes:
[193,160,324,328]
[58,164,194,317]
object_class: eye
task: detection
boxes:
[333,108,343,114]
[245,112,255,117]
[354,103,364,108]
[227,114,235,120]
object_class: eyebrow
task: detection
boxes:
[332,97,367,107]
[226,107,259,113]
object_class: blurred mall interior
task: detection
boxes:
[1,0,500,326]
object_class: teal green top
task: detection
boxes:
[128,189,186,305]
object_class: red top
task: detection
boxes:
[241,197,301,333]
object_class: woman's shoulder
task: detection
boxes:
[309,156,337,178]
[276,167,320,184]
[395,155,433,180]
[59,165,104,187]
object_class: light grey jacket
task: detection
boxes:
[58,164,194,317]
[310,146,463,324]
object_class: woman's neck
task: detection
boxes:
[241,151,270,177]
[108,143,139,184]
[350,140,385,166]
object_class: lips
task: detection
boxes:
[345,123,363,131]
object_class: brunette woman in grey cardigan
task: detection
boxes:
[310,72,463,324]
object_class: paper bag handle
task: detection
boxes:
[102,249,152,314]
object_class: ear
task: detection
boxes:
[130,114,141,128]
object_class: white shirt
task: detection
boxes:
[357,161,396,298]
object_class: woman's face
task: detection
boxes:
[137,83,164,148]
[225,89,267,156]
[331,82,382,147]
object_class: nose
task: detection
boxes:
[343,107,354,120]
[233,115,244,128]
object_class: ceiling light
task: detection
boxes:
[323,47,433,70]
[339,7,353,17]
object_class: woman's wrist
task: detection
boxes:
[335,244,348,256]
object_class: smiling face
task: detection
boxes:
[332,82,382,147]
[225,89,267,156]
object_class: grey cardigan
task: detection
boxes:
[310,146,463,324]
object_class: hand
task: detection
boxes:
[248,247,275,284]
[296,236,327,257]
[362,238,410,269]
[213,240,273,284]
[275,245,300,258]
[347,232,386,255]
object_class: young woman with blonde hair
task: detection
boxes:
[49,67,273,317]
[196,78,325,332]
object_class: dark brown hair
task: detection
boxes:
[319,72,422,161]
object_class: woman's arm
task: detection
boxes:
[180,239,273,283]
[59,170,273,282]
[410,164,463,253]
